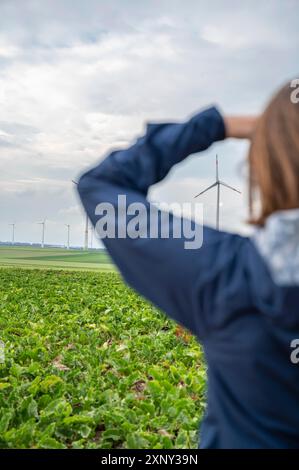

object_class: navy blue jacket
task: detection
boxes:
[78,107,299,448]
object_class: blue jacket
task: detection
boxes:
[77,107,299,449]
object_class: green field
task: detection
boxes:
[0,268,204,448]
[0,246,114,271]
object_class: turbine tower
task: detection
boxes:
[90,226,93,249]
[194,155,241,230]
[72,180,89,250]
[9,223,15,245]
[37,220,46,248]
[65,224,70,250]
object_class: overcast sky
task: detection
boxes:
[0,0,298,247]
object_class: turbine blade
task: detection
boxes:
[219,181,241,194]
[194,182,217,198]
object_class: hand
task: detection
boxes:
[224,116,260,139]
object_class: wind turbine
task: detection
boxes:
[37,220,46,248]
[194,155,241,230]
[9,223,15,245]
[65,224,70,250]
[90,226,94,249]
[72,180,89,250]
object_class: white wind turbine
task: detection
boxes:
[37,219,46,248]
[194,155,241,230]
[72,180,89,250]
[9,222,16,245]
[65,224,71,250]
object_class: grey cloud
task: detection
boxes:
[0,121,40,135]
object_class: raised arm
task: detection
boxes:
[79,106,225,194]
[77,107,249,337]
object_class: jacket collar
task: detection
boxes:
[252,208,299,286]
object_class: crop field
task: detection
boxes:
[0,268,205,449]
[0,246,114,271]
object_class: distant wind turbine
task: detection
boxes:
[9,223,15,245]
[90,226,94,249]
[72,180,89,250]
[65,224,70,250]
[194,155,241,230]
[37,220,46,248]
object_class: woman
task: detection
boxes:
[77,80,299,448]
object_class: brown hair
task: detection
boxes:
[248,80,299,226]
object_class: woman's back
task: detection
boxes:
[78,80,299,448]
[201,233,299,448]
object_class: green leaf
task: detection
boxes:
[38,436,66,449]
[0,382,11,391]
[0,411,14,433]
[40,375,64,392]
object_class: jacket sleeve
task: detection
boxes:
[77,106,244,338]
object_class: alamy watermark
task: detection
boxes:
[290,79,299,104]
[94,195,204,249]
[290,339,299,364]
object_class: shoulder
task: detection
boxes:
[195,229,274,334]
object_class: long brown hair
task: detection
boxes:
[248,80,299,226]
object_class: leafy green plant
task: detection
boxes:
[0,268,206,448]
